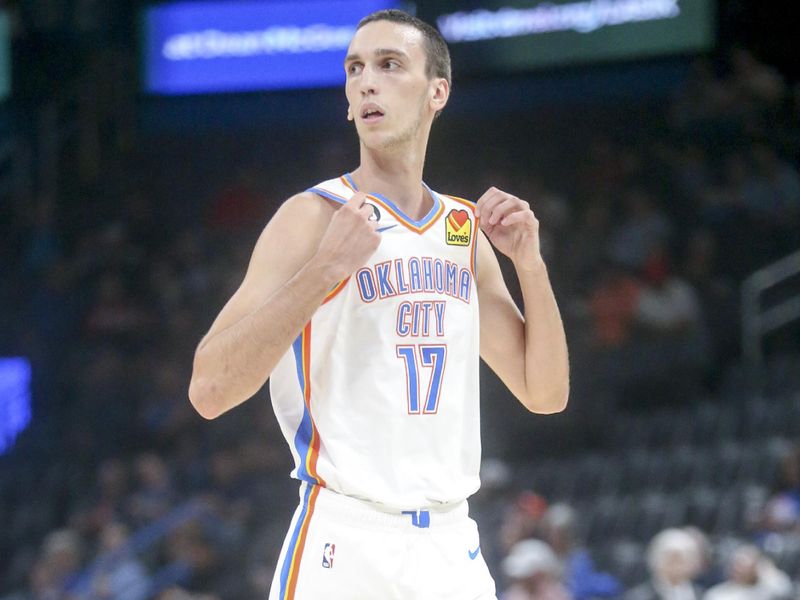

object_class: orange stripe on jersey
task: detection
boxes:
[285,484,321,599]
[301,323,326,487]
[322,277,350,305]
[365,193,444,235]
[340,175,445,235]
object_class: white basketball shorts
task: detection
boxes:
[269,482,498,600]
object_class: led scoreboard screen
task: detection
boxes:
[417,0,715,74]
[142,0,399,95]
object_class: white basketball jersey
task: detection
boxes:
[269,173,481,509]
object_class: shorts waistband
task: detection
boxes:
[301,482,469,530]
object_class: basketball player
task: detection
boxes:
[188,10,569,600]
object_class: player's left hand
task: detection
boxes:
[475,187,543,271]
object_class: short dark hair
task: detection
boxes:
[356,9,452,88]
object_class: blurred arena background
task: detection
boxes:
[1,0,799,598]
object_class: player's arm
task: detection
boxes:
[188,191,380,420]
[475,188,569,414]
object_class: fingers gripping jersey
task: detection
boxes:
[269,174,481,509]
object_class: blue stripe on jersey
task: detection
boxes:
[279,482,313,599]
[291,335,315,485]
[343,172,358,190]
[344,173,443,229]
[307,187,347,205]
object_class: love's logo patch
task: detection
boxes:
[445,209,471,246]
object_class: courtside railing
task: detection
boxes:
[741,248,800,368]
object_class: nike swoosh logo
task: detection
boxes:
[376,225,397,233]
[468,545,480,560]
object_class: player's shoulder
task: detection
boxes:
[281,190,337,212]
[440,193,477,213]
[274,188,340,225]
[437,192,479,225]
[279,174,356,216]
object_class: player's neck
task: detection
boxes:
[353,142,431,221]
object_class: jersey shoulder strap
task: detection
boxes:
[306,175,354,205]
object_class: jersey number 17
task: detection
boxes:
[396,345,447,415]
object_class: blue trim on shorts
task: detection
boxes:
[279,483,313,599]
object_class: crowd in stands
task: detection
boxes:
[1,25,799,600]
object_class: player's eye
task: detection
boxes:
[382,59,399,70]
[347,63,363,76]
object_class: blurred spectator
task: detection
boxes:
[70,459,130,539]
[729,48,787,111]
[748,143,800,228]
[622,245,710,403]
[665,144,714,204]
[72,522,149,600]
[625,528,703,600]
[586,261,641,349]
[565,201,614,292]
[498,491,550,556]
[608,188,673,270]
[163,521,220,591]
[137,358,196,446]
[670,58,736,127]
[84,273,151,342]
[540,504,622,600]
[684,527,724,591]
[755,445,800,537]
[127,454,176,528]
[703,544,793,600]
[501,539,573,600]
[28,529,83,599]
[634,247,705,339]
[681,229,738,380]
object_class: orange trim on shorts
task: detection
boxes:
[285,484,321,599]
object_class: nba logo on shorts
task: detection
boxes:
[322,543,335,568]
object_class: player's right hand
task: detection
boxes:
[315,191,381,282]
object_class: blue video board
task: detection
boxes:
[143,0,399,95]
[0,358,32,455]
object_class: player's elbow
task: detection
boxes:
[523,383,569,414]
[188,376,227,420]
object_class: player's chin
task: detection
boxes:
[358,131,396,151]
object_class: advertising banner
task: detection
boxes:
[143,0,399,95]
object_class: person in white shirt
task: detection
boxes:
[625,528,703,600]
[703,544,793,600]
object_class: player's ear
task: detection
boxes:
[429,78,449,114]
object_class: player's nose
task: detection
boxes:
[359,65,379,96]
